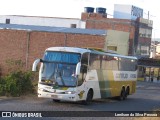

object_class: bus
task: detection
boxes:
[32,47,137,104]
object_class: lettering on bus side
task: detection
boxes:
[113,71,137,81]
[116,73,128,79]
[130,74,136,78]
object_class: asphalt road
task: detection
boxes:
[0,81,160,120]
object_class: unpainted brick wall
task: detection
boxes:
[0,29,105,75]
[0,29,27,75]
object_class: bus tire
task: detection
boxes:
[119,87,126,101]
[53,99,60,102]
[82,89,93,105]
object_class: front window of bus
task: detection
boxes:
[41,51,81,87]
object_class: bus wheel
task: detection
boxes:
[53,99,60,102]
[82,89,93,105]
[119,88,126,101]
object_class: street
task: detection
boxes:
[0,81,160,119]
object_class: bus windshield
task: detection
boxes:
[43,51,80,64]
[41,51,81,87]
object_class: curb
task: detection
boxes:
[0,96,19,101]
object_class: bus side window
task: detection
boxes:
[78,53,89,86]
[89,53,100,70]
[102,56,118,70]
[119,58,137,71]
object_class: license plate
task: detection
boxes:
[51,95,58,99]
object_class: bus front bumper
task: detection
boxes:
[38,91,77,101]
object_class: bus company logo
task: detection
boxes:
[78,90,85,99]
[2,112,11,117]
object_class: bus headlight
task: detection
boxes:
[65,91,76,94]
[38,88,49,92]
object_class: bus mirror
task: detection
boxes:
[76,62,81,75]
[32,59,41,71]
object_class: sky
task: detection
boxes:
[0,0,160,38]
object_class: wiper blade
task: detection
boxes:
[39,82,53,86]
[55,71,66,86]
[59,73,66,87]
[42,60,77,65]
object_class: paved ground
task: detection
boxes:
[0,81,159,120]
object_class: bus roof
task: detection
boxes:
[90,49,137,60]
[46,47,137,60]
[46,47,91,54]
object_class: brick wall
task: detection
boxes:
[81,13,136,55]
[0,29,105,75]
[81,13,107,21]
[28,32,105,69]
[0,29,27,74]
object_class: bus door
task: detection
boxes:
[76,53,89,100]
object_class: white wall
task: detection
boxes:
[114,4,143,20]
[0,15,86,28]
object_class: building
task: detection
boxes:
[81,5,153,57]
[135,18,153,57]
[114,4,152,57]
[150,41,160,59]
[0,23,129,75]
[81,12,135,55]
[81,6,156,81]
[0,5,153,57]
[0,15,85,28]
[0,5,155,77]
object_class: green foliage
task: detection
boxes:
[5,59,25,73]
[0,71,35,97]
[0,78,6,96]
[0,59,35,97]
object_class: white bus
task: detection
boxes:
[32,47,137,104]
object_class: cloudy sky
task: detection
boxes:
[0,0,159,38]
